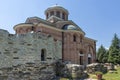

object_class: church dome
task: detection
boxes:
[62,25,79,30]
[45,5,69,20]
[45,5,69,14]
[62,24,85,35]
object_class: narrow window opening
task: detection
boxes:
[79,51,83,65]
[41,49,46,61]
[80,36,82,43]
[73,35,76,42]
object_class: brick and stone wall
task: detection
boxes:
[13,17,96,66]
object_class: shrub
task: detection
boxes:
[95,71,103,75]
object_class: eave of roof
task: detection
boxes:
[25,16,55,27]
[13,23,34,30]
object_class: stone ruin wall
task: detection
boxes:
[0,29,62,68]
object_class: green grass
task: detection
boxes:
[60,78,69,80]
[89,67,120,80]
[60,67,120,80]
[103,67,120,80]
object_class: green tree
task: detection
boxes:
[108,34,120,64]
[102,50,109,63]
[97,45,108,63]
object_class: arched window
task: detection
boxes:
[79,51,84,65]
[73,35,76,42]
[80,51,83,54]
[80,36,82,43]
[62,13,65,20]
[50,11,54,16]
[56,11,60,18]
[41,49,46,61]
[62,24,69,30]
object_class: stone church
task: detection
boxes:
[0,5,96,68]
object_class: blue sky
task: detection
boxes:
[0,0,120,49]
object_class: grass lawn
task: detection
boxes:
[60,78,69,80]
[60,67,120,80]
[89,67,120,80]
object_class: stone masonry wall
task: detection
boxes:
[0,29,62,68]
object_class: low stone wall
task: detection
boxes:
[86,63,107,74]
[104,63,115,70]
[55,61,88,79]
[0,63,55,80]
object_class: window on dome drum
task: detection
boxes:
[46,13,48,18]
[73,35,76,42]
[50,11,54,16]
[41,49,46,61]
[56,11,60,18]
[62,13,65,20]
[62,24,68,30]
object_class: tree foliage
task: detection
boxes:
[97,34,120,64]
[97,45,108,63]
[108,34,120,64]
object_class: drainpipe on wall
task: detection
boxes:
[62,31,64,62]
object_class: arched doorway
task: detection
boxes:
[79,51,84,65]
[88,53,92,64]
[87,45,94,64]
[41,49,46,61]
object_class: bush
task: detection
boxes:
[95,71,103,75]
